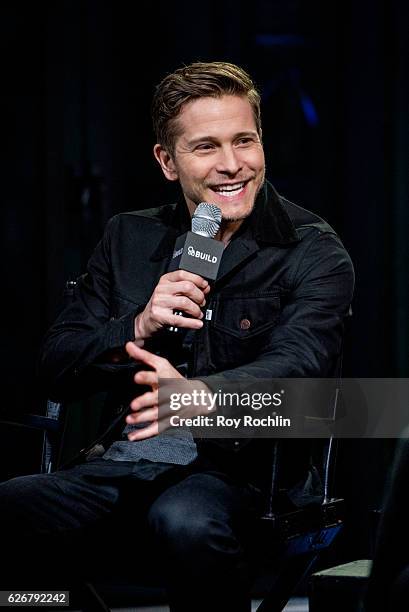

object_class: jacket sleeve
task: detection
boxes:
[202,229,354,390]
[38,216,143,400]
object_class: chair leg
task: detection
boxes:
[72,581,111,612]
[255,553,318,612]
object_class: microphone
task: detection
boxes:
[167,202,224,332]
[191,202,222,240]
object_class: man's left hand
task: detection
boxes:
[124,342,184,440]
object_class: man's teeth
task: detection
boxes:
[213,182,245,196]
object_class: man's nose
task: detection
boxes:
[215,147,243,175]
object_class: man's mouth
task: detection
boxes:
[211,181,248,198]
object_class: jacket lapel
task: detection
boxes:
[215,181,299,283]
[215,237,260,284]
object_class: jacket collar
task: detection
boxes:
[248,180,299,245]
[151,180,299,262]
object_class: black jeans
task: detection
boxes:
[0,458,260,611]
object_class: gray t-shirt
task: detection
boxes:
[102,423,198,465]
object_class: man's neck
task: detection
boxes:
[215,219,243,247]
[186,200,243,246]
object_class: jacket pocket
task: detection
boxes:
[207,293,281,370]
[212,293,281,338]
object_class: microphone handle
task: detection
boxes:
[168,310,183,333]
[168,299,209,333]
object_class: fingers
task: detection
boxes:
[169,280,208,306]
[164,270,209,291]
[155,280,207,313]
[168,312,204,330]
[152,294,204,318]
[127,421,159,441]
[134,370,158,387]
[126,342,162,368]
[127,405,158,426]
[169,294,205,316]
[163,273,209,308]
[126,344,184,381]
[139,305,204,332]
[129,390,158,414]
[137,272,210,339]
[127,388,158,427]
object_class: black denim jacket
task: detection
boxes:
[39,181,354,489]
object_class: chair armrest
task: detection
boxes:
[0,414,62,432]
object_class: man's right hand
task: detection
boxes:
[134,270,210,342]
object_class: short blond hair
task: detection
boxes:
[151,61,261,155]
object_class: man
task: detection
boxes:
[0,62,354,611]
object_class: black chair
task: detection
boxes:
[0,280,350,611]
[363,431,409,611]
[0,380,347,611]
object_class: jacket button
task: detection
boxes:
[240,318,251,330]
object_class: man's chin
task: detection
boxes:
[221,206,254,223]
[222,215,248,223]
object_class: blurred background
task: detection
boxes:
[1,0,408,569]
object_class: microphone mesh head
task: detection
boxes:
[191,202,222,238]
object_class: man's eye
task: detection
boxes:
[196,143,214,151]
[236,137,253,146]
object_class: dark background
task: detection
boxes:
[1,0,408,567]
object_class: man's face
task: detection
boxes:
[154,95,265,223]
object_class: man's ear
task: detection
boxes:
[153,144,178,181]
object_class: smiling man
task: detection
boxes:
[0,62,354,611]
[153,93,265,244]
